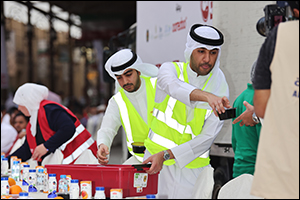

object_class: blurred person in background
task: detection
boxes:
[231,60,262,178]
[97,49,158,165]
[1,106,19,154]
[86,104,107,141]
[71,100,89,127]
[251,1,299,198]
[5,83,98,167]
[1,104,6,122]
[47,90,62,104]
[5,111,30,156]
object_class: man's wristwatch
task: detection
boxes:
[163,150,170,161]
[252,112,260,123]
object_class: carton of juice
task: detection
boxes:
[110,188,123,199]
[66,175,72,191]
[80,181,92,199]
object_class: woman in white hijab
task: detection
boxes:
[6,83,98,166]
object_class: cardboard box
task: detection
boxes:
[45,164,158,198]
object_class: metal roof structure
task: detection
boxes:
[44,1,136,41]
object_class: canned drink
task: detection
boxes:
[80,181,92,199]
[110,188,123,199]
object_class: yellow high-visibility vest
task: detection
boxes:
[144,62,212,168]
[113,76,157,162]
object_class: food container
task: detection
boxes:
[45,164,158,198]
[131,142,146,153]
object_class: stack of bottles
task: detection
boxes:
[1,156,111,199]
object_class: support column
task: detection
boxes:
[26,1,33,82]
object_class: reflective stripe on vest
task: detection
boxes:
[149,109,211,158]
[114,92,145,162]
[113,76,156,162]
[59,124,85,151]
[150,77,157,88]
[62,136,95,164]
[57,124,96,164]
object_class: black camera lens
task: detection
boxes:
[256,17,267,37]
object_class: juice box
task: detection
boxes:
[110,188,123,199]
[80,181,92,199]
[66,175,72,191]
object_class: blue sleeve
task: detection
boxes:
[42,104,77,153]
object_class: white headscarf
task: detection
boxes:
[184,24,229,106]
[105,49,158,92]
[13,83,49,136]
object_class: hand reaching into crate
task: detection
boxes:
[97,143,110,165]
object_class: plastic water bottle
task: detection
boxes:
[48,174,57,193]
[58,175,68,193]
[28,169,37,187]
[11,160,21,181]
[1,157,9,175]
[1,176,10,195]
[21,164,30,182]
[36,168,46,192]
[10,156,18,170]
[69,179,79,199]
[94,186,106,199]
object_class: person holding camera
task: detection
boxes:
[251,1,299,198]
[142,23,231,199]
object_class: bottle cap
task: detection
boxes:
[1,177,9,180]
[13,160,19,164]
[96,186,105,191]
[38,168,44,173]
[23,165,30,168]
[2,157,8,160]
[19,192,29,197]
[29,169,36,173]
[49,173,56,177]
[146,194,156,199]
[71,179,78,183]
[60,175,66,179]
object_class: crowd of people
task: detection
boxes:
[1,1,298,199]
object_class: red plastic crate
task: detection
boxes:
[44,164,158,198]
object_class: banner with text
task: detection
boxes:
[137,1,213,67]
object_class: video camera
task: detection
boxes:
[256,3,292,37]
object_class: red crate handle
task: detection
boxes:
[132,164,151,171]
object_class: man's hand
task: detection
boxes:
[31,143,48,161]
[190,89,231,117]
[142,151,165,175]
[97,144,109,165]
[232,101,257,126]
[205,92,231,117]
